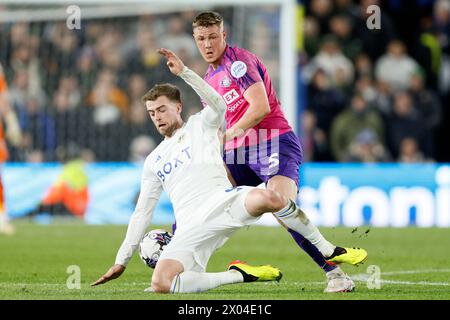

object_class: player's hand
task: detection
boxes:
[224,127,245,142]
[91,264,125,286]
[157,48,185,76]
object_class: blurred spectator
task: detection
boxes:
[42,22,80,92]
[129,135,156,163]
[93,25,123,70]
[91,121,128,161]
[348,130,390,163]
[125,22,171,84]
[306,68,346,133]
[409,70,442,133]
[386,91,428,158]
[81,148,96,163]
[52,90,74,144]
[300,110,331,162]
[76,47,99,98]
[309,0,334,35]
[52,89,93,152]
[8,70,31,111]
[373,80,394,117]
[86,69,129,125]
[353,0,397,61]
[25,150,44,163]
[249,5,280,36]
[159,15,198,61]
[330,93,385,162]
[57,75,81,110]
[249,20,277,70]
[414,16,442,90]
[434,0,450,55]
[398,137,433,163]
[84,22,104,46]
[333,0,360,20]
[329,14,362,60]
[9,22,30,48]
[18,96,56,160]
[127,73,147,105]
[375,40,421,91]
[303,16,322,58]
[354,53,373,79]
[126,100,162,147]
[102,48,124,73]
[355,75,377,106]
[307,35,355,89]
[437,50,450,96]
[347,129,390,162]
[9,45,46,107]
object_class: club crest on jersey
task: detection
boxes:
[220,76,232,88]
[230,61,247,79]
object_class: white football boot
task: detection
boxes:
[324,266,355,293]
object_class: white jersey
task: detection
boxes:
[115,67,232,266]
[147,113,233,226]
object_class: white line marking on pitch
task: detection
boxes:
[0,282,151,287]
[3,269,450,288]
[378,269,450,276]
[377,280,449,286]
[289,269,450,287]
[351,269,450,286]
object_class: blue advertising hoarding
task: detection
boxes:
[299,163,449,228]
[4,163,450,227]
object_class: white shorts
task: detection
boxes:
[158,186,259,272]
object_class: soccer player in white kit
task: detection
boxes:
[92,49,357,293]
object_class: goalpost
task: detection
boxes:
[0,0,298,132]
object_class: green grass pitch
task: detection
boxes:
[1,223,450,300]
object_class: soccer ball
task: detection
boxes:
[139,229,173,269]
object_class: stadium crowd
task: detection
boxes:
[301,0,450,163]
[1,9,213,162]
[0,0,449,163]
[1,6,282,163]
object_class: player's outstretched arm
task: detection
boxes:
[92,157,162,287]
[157,48,226,117]
[157,48,185,75]
[91,264,125,286]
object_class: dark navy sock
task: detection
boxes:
[172,222,177,234]
[288,228,336,273]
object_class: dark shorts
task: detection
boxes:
[223,131,303,187]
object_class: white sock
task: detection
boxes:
[275,200,336,257]
[170,270,244,293]
[326,265,345,277]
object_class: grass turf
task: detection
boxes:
[1,223,449,300]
